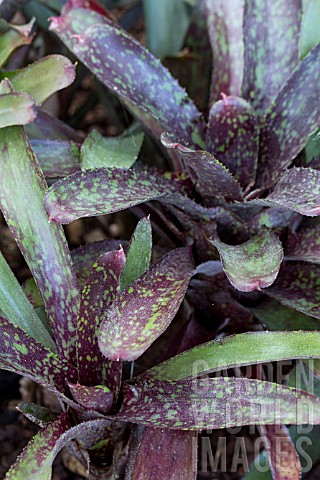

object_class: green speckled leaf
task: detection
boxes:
[5,412,111,480]
[0,251,55,351]
[211,227,283,292]
[242,0,301,115]
[0,55,76,106]
[30,139,80,178]
[77,249,125,386]
[129,428,197,480]
[0,126,80,363]
[68,382,113,413]
[299,0,320,59]
[81,128,144,170]
[257,44,320,187]
[138,331,320,382]
[206,95,259,189]
[0,89,36,127]
[120,217,152,291]
[161,133,243,201]
[205,0,244,102]
[50,16,205,147]
[0,316,76,398]
[0,19,34,67]
[117,377,320,429]
[285,225,320,263]
[266,262,320,318]
[98,248,194,361]
[18,402,59,428]
[44,167,183,224]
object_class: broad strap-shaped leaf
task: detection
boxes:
[128,427,197,480]
[0,88,36,127]
[0,19,34,67]
[206,96,259,189]
[259,424,301,480]
[18,402,59,428]
[50,15,205,147]
[0,316,76,398]
[285,225,320,263]
[117,377,320,429]
[25,110,84,143]
[81,127,144,170]
[68,382,114,414]
[44,167,184,224]
[243,206,296,238]
[0,55,76,106]
[5,412,111,479]
[205,0,244,102]
[266,261,320,318]
[77,249,126,386]
[299,0,320,59]
[242,0,301,115]
[30,139,80,178]
[0,126,80,363]
[71,239,126,288]
[120,217,152,291]
[161,133,243,201]
[139,331,320,382]
[257,43,320,187]
[98,248,194,361]
[211,227,283,292]
[0,251,55,351]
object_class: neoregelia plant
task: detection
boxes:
[1,0,320,478]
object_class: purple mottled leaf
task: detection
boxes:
[98,248,194,361]
[242,0,301,115]
[128,428,197,480]
[50,15,205,147]
[44,167,183,224]
[30,139,80,178]
[259,424,301,480]
[266,168,320,216]
[18,402,59,428]
[206,95,259,189]
[285,226,320,263]
[5,412,111,479]
[266,262,320,319]
[257,43,320,187]
[211,227,283,292]
[0,89,36,127]
[77,249,125,386]
[68,382,113,414]
[0,55,76,106]
[138,331,320,382]
[117,377,320,429]
[244,207,296,237]
[25,110,84,143]
[0,19,34,68]
[0,126,80,363]
[161,133,243,201]
[0,316,76,399]
[205,0,244,102]
[71,240,127,288]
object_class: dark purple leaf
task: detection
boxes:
[30,139,80,178]
[242,0,301,115]
[25,110,84,143]
[5,412,111,479]
[50,15,205,147]
[128,428,197,480]
[205,0,244,102]
[17,402,59,428]
[206,95,259,189]
[98,248,194,361]
[257,43,320,187]
[285,225,320,263]
[77,249,125,387]
[71,240,127,288]
[161,133,243,201]
[244,207,296,237]
[0,127,80,363]
[68,382,114,414]
[211,227,283,292]
[44,167,184,224]
[266,262,320,318]
[117,377,320,429]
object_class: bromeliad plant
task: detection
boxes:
[1,0,320,478]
